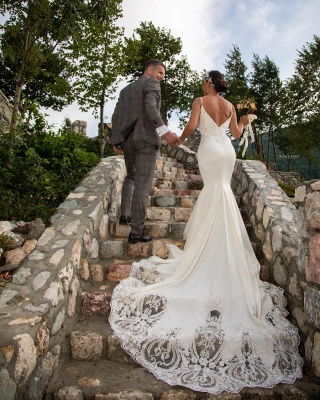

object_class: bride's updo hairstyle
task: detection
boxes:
[205,70,228,93]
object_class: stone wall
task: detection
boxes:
[0,157,126,399]
[0,89,13,133]
[293,180,320,378]
[231,160,308,342]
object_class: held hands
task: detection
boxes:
[113,145,123,155]
[163,131,179,146]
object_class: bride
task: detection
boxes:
[109,70,303,394]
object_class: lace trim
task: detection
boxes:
[110,276,303,394]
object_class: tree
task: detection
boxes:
[250,54,283,165]
[282,35,320,125]
[122,21,202,126]
[279,35,320,168]
[0,0,84,130]
[224,45,250,107]
[71,0,124,157]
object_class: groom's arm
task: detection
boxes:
[144,78,178,145]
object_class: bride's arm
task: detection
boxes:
[177,98,202,145]
[229,106,249,139]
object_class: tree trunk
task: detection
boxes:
[10,30,31,131]
[271,128,277,164]
[99,88,106,158]
[266,125,271,169]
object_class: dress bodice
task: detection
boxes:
[198,105,232,140]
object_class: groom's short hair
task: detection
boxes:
[145,59,166,71]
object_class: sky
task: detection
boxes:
[42,0,320,137]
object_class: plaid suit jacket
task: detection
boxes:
[110,76,165,146]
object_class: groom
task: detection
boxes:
[110,59,178,244]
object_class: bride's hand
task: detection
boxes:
[240,115,250,126]
[175,137,185,146]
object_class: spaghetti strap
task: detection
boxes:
[200,97,203,106]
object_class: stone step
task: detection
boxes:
[48,316,320,400]
[99,237,185,260]
[149,195,198,208]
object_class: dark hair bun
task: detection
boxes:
[213,78,228,93]
[207,70,228,93]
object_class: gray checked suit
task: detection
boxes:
[110,75,166,235]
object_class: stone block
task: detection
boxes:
[152,240,184,259]
[144,222,169,238]
[313,331,320,377]
[55,385,83,400]
[160,389,197,399]
[174,208,192,222]
[294,185,306,202]
[26,344,60,400]
[107,264,132,282]
[100,240,124,259]
[96,391,153,400]
[127,242,150,258]
[154,196,176,207]
[206,393,241,399]
[90,263,104,282]
[70,331,103,360]
[305,287,320,329]
[171,223,187,239]
[114,224,130,237]
[306,233,320,284]
[145,207,171,221]
[81,292,111,316]
[0,369,16,400]
[173,180,188,190]
[179,197,196,208]
[99,214,109,238]
[80,258,90,281]
[306,191,320,229]
[13,333,37,387]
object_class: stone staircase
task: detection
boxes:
[46,154,320,400]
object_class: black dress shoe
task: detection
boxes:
[128,232,152,244]
[119,215,131,225]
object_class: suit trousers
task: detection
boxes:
[121,133,158,235]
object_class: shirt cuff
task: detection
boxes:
[156,124,170,136]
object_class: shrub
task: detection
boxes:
[0,105,100,225]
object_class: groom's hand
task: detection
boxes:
[164,131,178,146]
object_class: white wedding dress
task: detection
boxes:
[109,102,303,394]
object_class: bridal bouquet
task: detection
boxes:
[236,98,257,157]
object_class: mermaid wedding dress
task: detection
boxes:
[109,101,303,394]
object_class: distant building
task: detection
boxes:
[71,120,87,135]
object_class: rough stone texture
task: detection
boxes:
[26,344,60,400]
[68,275,80,317]
[55,385,84,400]
[107,264,132,282]
[127,242,150,258]
[100,240,124,259]
[81,292,111,316]
[96,391,153,400]
[306,233,320,284]
[35,322,50,356]
[306,191,320,229]
[70,331,103,360]
[13,333,37,387]
[313,331,320,377]
[51,308,65,335]
[305,287,320,329]
[91,263,104,282]
[0,368,16,400]
[160,389,197,399]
